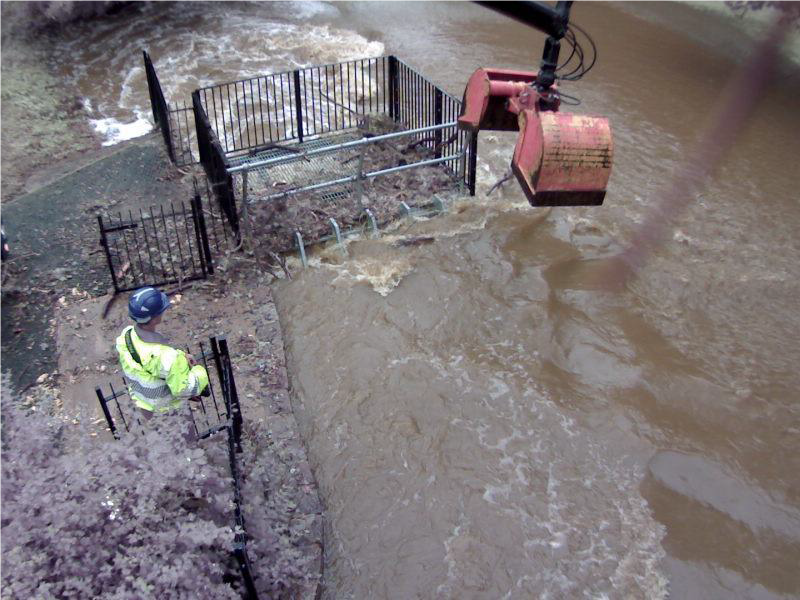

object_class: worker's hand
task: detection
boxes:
[189,395,203,403]
[187,354,198,367]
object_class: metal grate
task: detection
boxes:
[228,131,362,194]
[320,190,350,203]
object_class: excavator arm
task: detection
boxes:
[459,1,613,206]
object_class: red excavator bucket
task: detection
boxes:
[458,68,542,131]
[458,68,613,206]
[513,110,613,206]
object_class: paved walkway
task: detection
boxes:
[2,134,191,389]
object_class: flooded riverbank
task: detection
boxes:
[3,2,799,597]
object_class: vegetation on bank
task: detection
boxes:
[725,0,800,19]
[1,386,241,598]
[1,379,316,598]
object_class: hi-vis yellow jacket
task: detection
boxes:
[115,326,209,412]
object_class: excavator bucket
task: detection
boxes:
[458,68,540,132]
[512,110,613,206]
[458,67,613,206]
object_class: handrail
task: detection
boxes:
[250,152,464,204]
[228,121,459,173]
[195,56,387,93]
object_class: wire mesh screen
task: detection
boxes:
[167,101,197,166]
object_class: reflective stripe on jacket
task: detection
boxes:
[115,326,209,413]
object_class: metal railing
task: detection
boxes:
[234,121,467,202]
[194,90,240,234]
[97,191,219,294]
[392,58,477,193]
[168,100,198,165]
[145,53,477,235]
[95,337,258,598]
[196,57,390,156]
[229,119,471,257]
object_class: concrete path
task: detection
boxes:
[2,134,191,389]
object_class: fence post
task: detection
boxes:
[434,89,443,159]
[142,51,175,163]
[108,381,130,433]
[293,70,304,144]
[97,215,120,294]
[95,388,119,440]
[143,50,159,126]
[233,543,259,599]
[468,131,478,196]
[209,337,227,395]
[191,193,214,276]
[192,91,209,165]
[210,336,241,451]
[218,337,243,452]
[225,171,240,239]
[240,170,259,264]
[193,90,239,235]
[388,56,399,122]
[353,147,365,212]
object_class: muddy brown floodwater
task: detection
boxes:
[25,1,800,597]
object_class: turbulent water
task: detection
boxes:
[51,2,800,597]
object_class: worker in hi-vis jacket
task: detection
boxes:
[116,287,209,419]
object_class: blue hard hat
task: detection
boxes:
[128,287,170,323]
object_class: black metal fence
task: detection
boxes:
[195,56,390,156]
[193,91,239,234]
[144,51,197,167]
[142,52,477,234]
[95,337,230,440]
[97,186,233,294]
[191,56,476,233]
[392,58,477,194]
[192,55,474,190]
[95,337,258,598]
[144,50,175,164]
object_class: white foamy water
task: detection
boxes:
[90,112,153,146]
[53,2,384,146]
